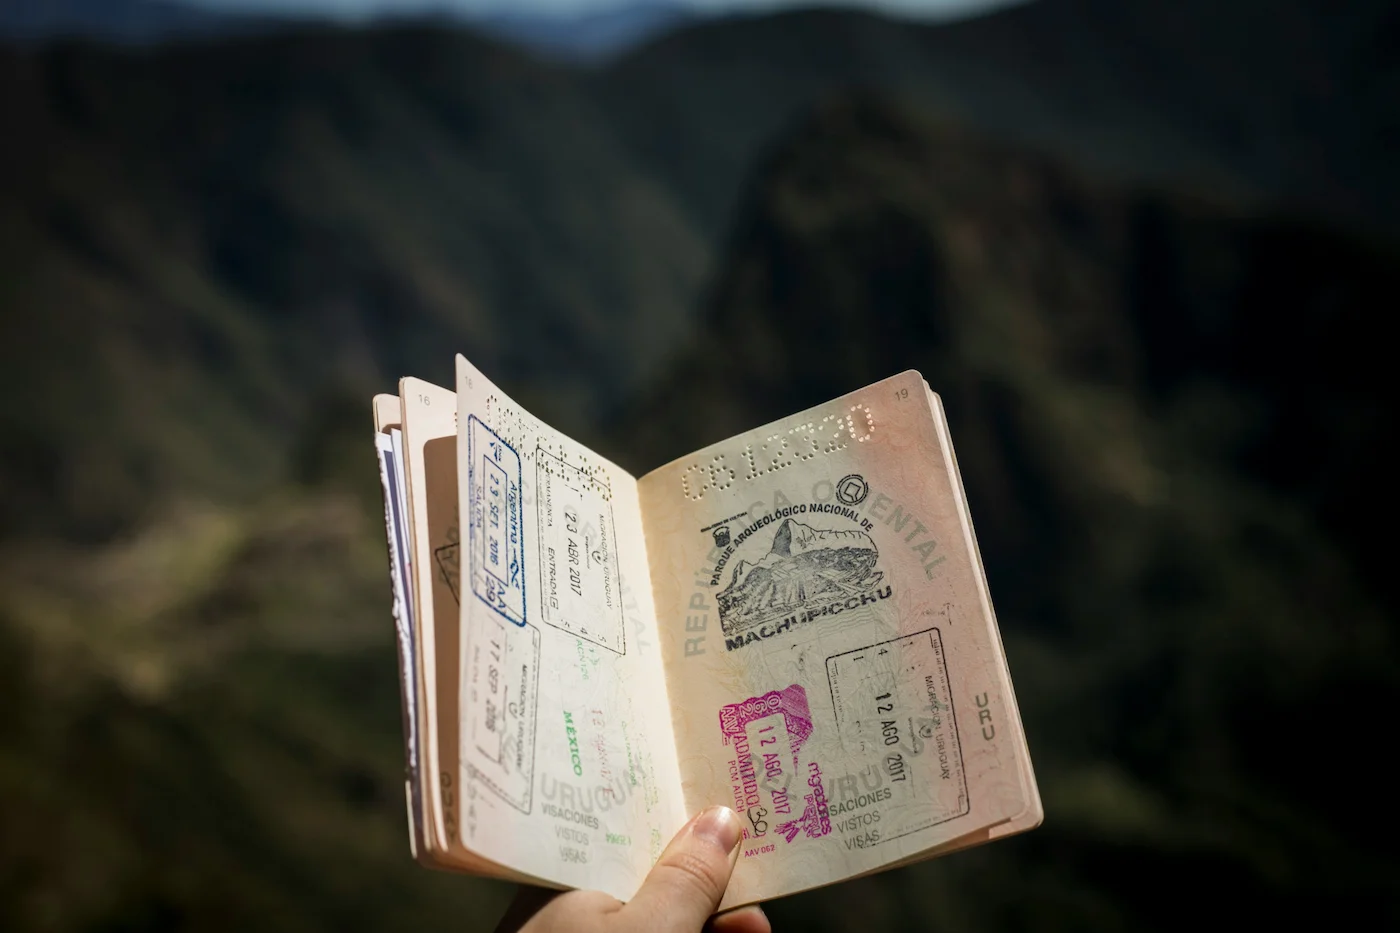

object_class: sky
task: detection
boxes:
[184,0,1027,24]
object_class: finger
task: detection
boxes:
[623,806,743,932]
[707,905,772,933]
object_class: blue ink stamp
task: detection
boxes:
[467,415,527,626]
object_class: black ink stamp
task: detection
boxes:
[836,473,870,507]
[824,627,970,843]
[434,525,461,605]
[716,518,887,640]
[534,446,626,655]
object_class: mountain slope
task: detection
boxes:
[0,26,706,538]
[472,0,695,62]
[3,0,1394,540]
[614,91,1400,928]
[597,0,1400,241]
[618,89,1399,613]
[0,12,1396,930]
[0,0,268,43]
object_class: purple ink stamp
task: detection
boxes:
[719,684,831,850]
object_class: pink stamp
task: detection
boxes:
[719,685,832,848]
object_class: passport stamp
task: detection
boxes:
[714,513,887,643]
[826,627,969,844]
[464,414,539,813]
[535,446,626,654]
[466,616,541,814]
[719,685,832,848]
[467,415,527,626]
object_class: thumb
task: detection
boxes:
[622,806,744,932]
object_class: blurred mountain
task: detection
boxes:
[4,0,1395,542]
[618,87,1400,614]
[1,3,1398,931]
[0,490,519,931]
[0,26,706,540]
[0,0,271,43]
[472,0,695,62]
[599,0,1400,240]
[615,90,1398,930]
[0,0,696,58]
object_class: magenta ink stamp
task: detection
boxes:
[719,685,832,849]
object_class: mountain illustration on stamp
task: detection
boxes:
[716,518,882,636]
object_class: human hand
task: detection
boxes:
[493,806,770,933]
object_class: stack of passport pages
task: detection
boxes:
[373,354,1041,908]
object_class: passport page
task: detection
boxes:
[373,395,427,863]
[638,371,1034,907]
[399,380,470,863]
[399,379,538,880]
[454,356,687,899]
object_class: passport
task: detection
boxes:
[372,355,1041,908]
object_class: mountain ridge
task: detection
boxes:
[4,1,1393,541]
[727,518,879,585]
[0,0,285,44]
[0,0,696,59]
[1,8,1397,930]
[599,0,1400,240]
[616,90,1400,928]
[718,517,883,632]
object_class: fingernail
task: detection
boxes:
[692,805,742,853]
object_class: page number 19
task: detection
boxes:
[895,387,910,401]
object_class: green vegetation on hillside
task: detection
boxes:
[617,93,1400,929]
[1,5,1396,930]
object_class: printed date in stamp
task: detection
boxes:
[535,447,625,654]
[467,615,541,813]
[467,415,527,626]
[826,628,969,840]
[719,685,831,847]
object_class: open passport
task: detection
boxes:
[372,355,1041,909]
